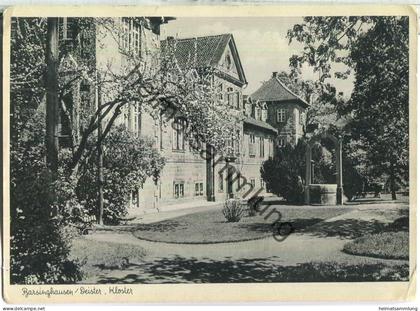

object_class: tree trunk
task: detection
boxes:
[45,18,59,173]
[390,164,397,200]
[97,79,104,225]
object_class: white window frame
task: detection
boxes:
[174,182,185,198]
[277,108,286,123]
[249,134,256,157]
[300,111,305,125]
[259,137,265,158]
[172,118,185,151]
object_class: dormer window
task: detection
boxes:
[256,108,262,121]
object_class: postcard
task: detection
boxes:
[2,4,416,303]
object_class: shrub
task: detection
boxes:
[10,113,83,284]
[260,142,306,203]
[77,125,165,224]
[222,199,244,222]
[342,157,367,201]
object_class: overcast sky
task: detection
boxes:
[161,17,354,96]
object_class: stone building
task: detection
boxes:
[145,34,277,212]
[57,18,277,213]
[250,72,309,146]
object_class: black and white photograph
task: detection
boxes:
[2,5,415,303]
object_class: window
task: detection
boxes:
[249,135,256,157]
[279,137,286,147]
[250,179,256,188]
[277,108,286,123]
[174,182,184,198]
[218,171,224,191]
[121,19,130,51]
[268,138,274,158]
[259,137,265,157]
[195,182,204,196]
[225,54,232,70]
[256,108,262,121]
[120,18,141,53]
[227,87,234,107]
[218,84,224,101]
[260,178,265,189]
[300,111,305,125]
[172,118,185,151]
[58,17,74,41]
[133,24,140,55]
[123,103,141,136]
[235,93,240,109]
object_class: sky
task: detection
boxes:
[161,17,354,96]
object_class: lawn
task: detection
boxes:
[69,237,147,280]
[343,231,409,260]
[132,205,354,244]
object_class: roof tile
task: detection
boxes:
[251,76,309,108]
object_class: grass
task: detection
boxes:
[69,237,147,280]
[96,258,409,283]
[343,231,409,260]
[132,206,354,244]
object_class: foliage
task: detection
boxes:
[275,71,346,136]
[342,156,366,201]
[247,196,263,217]
[222,199,244,222]
[10,112,83,284]
[77,125,165,224]
[287,16,375,81]
[345,17,409,200]
[9,17,235,283]
[287,17,409,200]
[261,139,338,203]
[57,17,240,174]
[261,142,305,203]
[343,231,409,260]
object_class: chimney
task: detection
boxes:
[272,72,278,78]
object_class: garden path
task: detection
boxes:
[80,200,408,283]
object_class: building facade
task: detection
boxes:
[58,18,277,214]
[250,72,309,147]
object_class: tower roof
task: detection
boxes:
[251,72,309,108]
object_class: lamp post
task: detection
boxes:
[336,136,343,205]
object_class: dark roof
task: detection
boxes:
[161,34,247,85]
[243,117,278,134]
[250,75,309,108]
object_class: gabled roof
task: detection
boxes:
[161,34,247,86]
[250,74,309,108]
